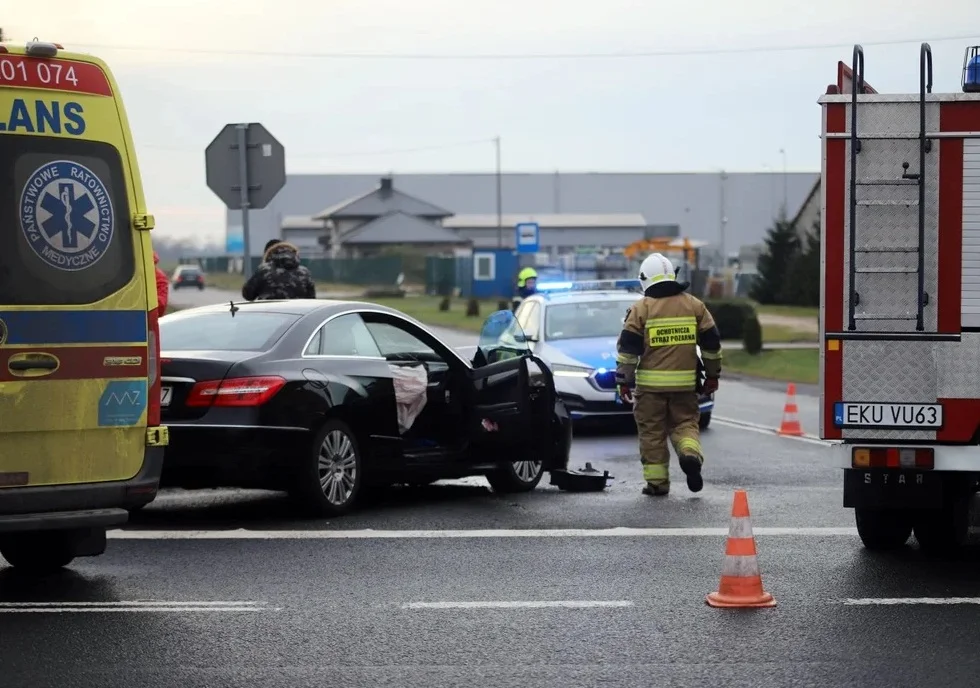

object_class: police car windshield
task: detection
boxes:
[544,299,633,341]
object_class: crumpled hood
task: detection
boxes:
[264,242,300,270]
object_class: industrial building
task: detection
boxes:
[225,170,819,264]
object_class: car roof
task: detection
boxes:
[163,298,420,318]
[536,291,639,305]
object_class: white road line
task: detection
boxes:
[0,607,275,613]
[0,601,274,614]
[109,526,855,540]
[713,415,829,446]
[402,600,634,610]
[0,601,263,607]
[844,598,980,606]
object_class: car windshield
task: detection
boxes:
[544,299,634,341]
[160,311,300,351]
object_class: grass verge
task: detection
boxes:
[201,271,365,295]
[724,348,818,385]
[362,296,504,332]
[762,324,818,343]
[754,304,819,319]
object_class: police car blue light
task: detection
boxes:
[535,278,643,295]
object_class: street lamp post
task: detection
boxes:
[779,148,788,215]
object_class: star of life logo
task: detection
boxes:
[19,160,114,272]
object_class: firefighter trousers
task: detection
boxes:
[632,390,703,488]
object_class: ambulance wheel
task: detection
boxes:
[854,508,912,550]
[0,534,76,573]
[699,412,712,430]
[488,459,544,493]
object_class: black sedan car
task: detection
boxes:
[158,300,572,515]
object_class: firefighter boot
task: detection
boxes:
[642,483,670,497]
[678,455,703,493]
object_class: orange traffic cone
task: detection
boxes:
[777,383,804,437]
[706,490,776,608]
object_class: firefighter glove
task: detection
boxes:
[702,377,719,395]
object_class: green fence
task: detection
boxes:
[182,255,404,286]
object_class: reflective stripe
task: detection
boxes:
[720,554,761,578]
[676,437,702,457]
[635,369,697,387]
[701,350,723,360]
[645,316,697,348]
[728,516,754,539]
[616,353,639,364]
[642,463,668,482]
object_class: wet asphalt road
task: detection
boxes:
[3,380,980,687]
[3,288,973,687]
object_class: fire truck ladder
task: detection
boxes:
[847,43,933,332]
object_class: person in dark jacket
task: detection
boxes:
[241,241,317,301]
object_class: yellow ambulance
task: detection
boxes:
[0,40,168,572]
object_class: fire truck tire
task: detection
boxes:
[913,500,970,554]
[854,508,913,550]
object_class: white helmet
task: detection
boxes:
[637,253,676,292]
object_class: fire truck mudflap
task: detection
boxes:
[819,43,980,552]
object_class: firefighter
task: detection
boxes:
[511,267,538,311]
[615,253,722,496]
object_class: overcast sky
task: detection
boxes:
[6,1,977,242]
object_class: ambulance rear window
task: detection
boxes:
[0,135,135,305]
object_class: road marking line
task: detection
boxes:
[844,597,980,606]
[0,607,276,613]
[402,600,634,609]
[0,600,275,614]
[109,526,855,539]
[713,415,829,446]
[0,601,264,607]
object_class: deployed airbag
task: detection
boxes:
[389,364,429,434]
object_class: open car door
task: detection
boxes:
[466,310,540,460]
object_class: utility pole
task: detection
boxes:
[780,148,788,215]
[494,136,503,248]
[719,170,728,268]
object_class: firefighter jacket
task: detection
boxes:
[615,281,723,393]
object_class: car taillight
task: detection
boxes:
[185,376,286,408]
[147,310,161,426]
[852,446,934,469]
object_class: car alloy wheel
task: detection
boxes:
[487,458,544,493]
[292,419,363,516]
[513,460,543,483]
[318,429,358,506]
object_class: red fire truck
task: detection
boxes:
[820,43,980,552]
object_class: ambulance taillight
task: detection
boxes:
[964,45,980,93]
[147,311,162,428]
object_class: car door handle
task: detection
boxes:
[9,359,57,370]
[7,352,61,377]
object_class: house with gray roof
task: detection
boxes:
[308,177,469,257]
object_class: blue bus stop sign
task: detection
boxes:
[515,222,539,254]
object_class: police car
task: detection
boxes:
[511,279,715,428]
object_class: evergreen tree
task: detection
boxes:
[751,211,801,305]
[783,215,821,307]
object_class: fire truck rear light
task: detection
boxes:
[853,448,871,467]
[914,449,934,469]
[852,447,934,469]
